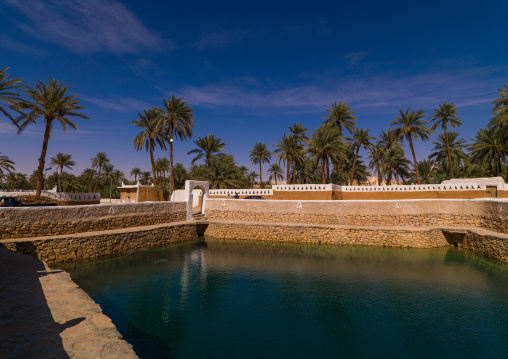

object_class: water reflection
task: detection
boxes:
[59,239,508,359]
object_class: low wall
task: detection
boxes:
[1,190,101,205]
[205,199,508,235]
[1,222,198,265]
[0,201,187,239]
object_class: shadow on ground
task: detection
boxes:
[0,244,83,358]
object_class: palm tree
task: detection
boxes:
[288,123,308,183]
[288,123,309,144]
[0,67,24,128]
[80,168,96,192]
[367,144,385,185]
[272,134,294,182]
[470,127,504,177]
[91,152,110,192]
[130,167,142,182]
[490,84,508,130]
[248,171,259,185]
[201,154,243,189]
[347,128,374,185]
[249,142,271,188]
[155,157,170,178]
[49,152,75,175]
[0,152,15,176]
[413,160,435,184]
[382,144,409,185]
[322,101,357,135]
[112,169,125,186]
[187,134,225,165]
[14,79,89,197]
[158,95,194,196]
[173,163,188,190]
[267,163,284,184]
[307,124,345,184]
[429,132,468,169]
[131,108,166,201]
[390,108,432,184]
[141,171,152,185]
[378,129,400,149]
[429,103,463,178]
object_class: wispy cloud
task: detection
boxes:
[194,29,254,49]
[0,35,45,55]
[0,122,97,142]
[343,51,371,65]
[3,0,165,54]
[166,66,501,114]
[83,96,152,112]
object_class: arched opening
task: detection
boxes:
[184,180,210,220]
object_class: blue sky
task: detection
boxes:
[1,0,507,179]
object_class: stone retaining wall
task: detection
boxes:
[0,222,198,265]
[0,202,187,240]
[205,199,508,235]
[204,221,449,248]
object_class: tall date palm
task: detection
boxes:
[347,128,374,185]
[50,152,75,175]
[429,103,463,178]
[390,108,432,184]
[91,152,110,193]
[249,142,271,187]
[322,101,357,135]
[131,108,166,201]
[15,79,89,197]
[188,134,226,166]
[158,95,194,196]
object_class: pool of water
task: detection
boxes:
[58,239,508,359]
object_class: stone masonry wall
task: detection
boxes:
[0,222,198,265]
[204,221,449,248]
[205,199,508,235]
[0,202,187,240]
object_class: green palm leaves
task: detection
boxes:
[0,152,15,178]
[158,95,195,195]
[429,103,462,178]
[390,108,432,184]
[91,152,110,192]
[131,108,166,201]
[322,101,357,135]
[307,124,345,184]
[14,78,89,197]
[347,128,374,185]
[50,153,75,175]
[0,67,24,128]
[188,134,226,166]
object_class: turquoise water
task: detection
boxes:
[59,240,508,359]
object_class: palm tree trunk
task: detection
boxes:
[94,165,101,193]
[292,160,297,184]
[444,126,454,178]
[169,126,174,198]
[259,163,263,188]
[36,119,53,198]
[287,158,290,184]
[377,169,381,186]
[321,157,326,184]
[350,146,359,185]
[494,155,498,177]
[325,158,330,182]
[408,137,419,184]
[150,142,160,201]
